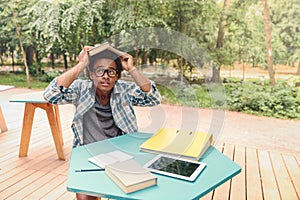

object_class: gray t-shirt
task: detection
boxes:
[82,96,122,145]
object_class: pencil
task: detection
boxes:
[75,168,104,172]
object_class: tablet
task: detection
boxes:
[144,154,206,181]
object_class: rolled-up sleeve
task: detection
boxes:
[129,80,162,106]
[43,78,79,105]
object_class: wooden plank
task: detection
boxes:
[0,169,36,192]
[40,142,72,173]
[0,122,54,156]
[230,145,246,200]
[40,179,68,200]
[0,132,56,168]
[246,147,263,200]
[1,170,47,199]
[53,159,71,176]
[270,152,298,200]
[0,167,24,183]
[0,131,73,170]
[212,143,234,200]
[258,150,281,200]
[57,191,76,200]
[0,127,51,168]
[23,174,66,199]
[6,172,58,199]
[1,136,73,198]
[282,155,300,198]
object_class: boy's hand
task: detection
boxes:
[78,46,92,71]
[120,54,135,71]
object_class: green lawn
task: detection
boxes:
[0,72,49,89]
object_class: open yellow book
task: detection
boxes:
[140,128,213,160]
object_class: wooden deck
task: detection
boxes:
[0,89,299,199]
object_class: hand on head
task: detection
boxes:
[78,46,93,70]
[120,54,135,71]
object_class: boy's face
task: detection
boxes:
[90,58,119,93]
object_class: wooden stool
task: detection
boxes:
[0,106,8,132]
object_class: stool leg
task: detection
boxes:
[0,107,8,132]
[19,103,35,157]
[46,104,65,160]
[54,105,63,145]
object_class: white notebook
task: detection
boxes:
[88,150,133,169]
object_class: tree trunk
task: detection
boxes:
[63,52,68,70]
[212,66,221,83]
[11,9,31,88]
[10,48,15,71]
[35,49,39,75]
[141,50,147,66]
[297,62,300,75]
[213,0,231,83]
[177,56,184,82]
[262,0,275,86]
[25,45,34,67]
[50,52,55,69]
[242,63,245,81]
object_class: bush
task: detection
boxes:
[224,81,300,119]
[158,79,300,119]
[39,71,62,82]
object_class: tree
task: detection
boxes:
[271,0,300,75]
[110,0,167,67]
[212,0,231,83]
[9,0,31,88]
[261,0,275,86]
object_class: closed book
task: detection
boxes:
[105,159,157,194]
[140,128,213,160]
[88,42,125,57]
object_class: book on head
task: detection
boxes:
[88,42,126,57]
[140,128,213,161]
[105,159,157,194]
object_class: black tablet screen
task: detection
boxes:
[148,156,200,177]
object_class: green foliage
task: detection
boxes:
[158,78,300,119]
[192,84,212,108]
[39,71,63,82]
[157,80,200,107]
[156,84,178,105]
[224,81,300,119]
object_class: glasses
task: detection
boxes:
[93,67,118,78]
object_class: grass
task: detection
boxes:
[0,72,49,89]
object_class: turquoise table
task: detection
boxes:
[67,132,241,200]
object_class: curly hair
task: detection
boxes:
[86,50,123,79]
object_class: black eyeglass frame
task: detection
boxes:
[92,67,119,78]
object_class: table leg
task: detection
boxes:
[45,104,65,160]
[19,103,35,157]
[0,106,8,132]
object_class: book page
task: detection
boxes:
[88,150,133,168]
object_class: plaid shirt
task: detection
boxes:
[43,78,161,147]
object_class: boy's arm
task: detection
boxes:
[57,46,91,88]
